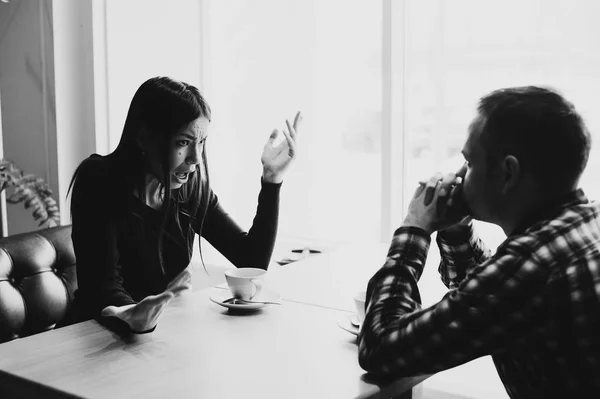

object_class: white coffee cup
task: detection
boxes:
[224,268,266,301]
[353,290,367,325]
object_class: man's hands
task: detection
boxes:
[261,111,303,184]
[402,163,471,234]
[100,266,192,333]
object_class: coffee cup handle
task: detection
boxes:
[250,278,263,300]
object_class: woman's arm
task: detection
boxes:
[196,181,281,270]
[197,112,300,270]
[71,157,136,318]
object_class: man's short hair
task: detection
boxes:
[477,86,591,194]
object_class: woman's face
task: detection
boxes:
[162,116,209,189]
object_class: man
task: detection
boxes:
[358,86,599,398]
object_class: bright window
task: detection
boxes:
[101,0,600,251]
[203,0,382,244]
[400,0,600,253]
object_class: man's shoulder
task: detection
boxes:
[510,201,600,257]
[548,199,600,232]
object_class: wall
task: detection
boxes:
[0,0,58,235]
[0,0,97,235]
[52,0,97,226]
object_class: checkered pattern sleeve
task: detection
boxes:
[436,222,492,289]
[358,226,550,378]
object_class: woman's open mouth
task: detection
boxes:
[174,172,190,183]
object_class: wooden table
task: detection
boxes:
[265,241,389,312]
[0,285,428,399]
[198,240,507,398]
[200,241,390,313]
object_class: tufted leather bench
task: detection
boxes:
[0,225,77,343]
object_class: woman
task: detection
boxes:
[69,76,301,333]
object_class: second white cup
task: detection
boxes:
[353,290,367,325]
[224,268,266,301]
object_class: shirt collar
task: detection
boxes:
[510,189,588,236]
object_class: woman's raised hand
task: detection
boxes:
[261,111,303,184]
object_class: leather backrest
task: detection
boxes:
[0,225,76,343]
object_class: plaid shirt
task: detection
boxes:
[358,189,600,399]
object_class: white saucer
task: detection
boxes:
[337,313,361,336]
[209,289,282,310]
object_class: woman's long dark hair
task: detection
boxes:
[68,76,212,274]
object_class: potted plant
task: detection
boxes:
[0,159,60,230]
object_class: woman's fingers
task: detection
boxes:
[146,297,172,319]
[268,128,278,142]
[265,129,282,148]
[100,306,118,318]
[166,278,189,297]
[263,112,301,161]
[286,119,297,142]
[170,282,192,296]
[167,266,192,291]
[127,294,173,332]
[100,304,136,318]
[100,295,175,332]
[292,111,303,131]
[281,126,295,158]
[140,292,175,321]
[286,111,302,153]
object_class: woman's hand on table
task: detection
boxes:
[101,292,175,333]
[100,267,193,333]
[166,265,193,296]
[261,111,303,184]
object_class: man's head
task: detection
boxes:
[461,86,591,228]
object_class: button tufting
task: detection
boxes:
[0,225,76,343]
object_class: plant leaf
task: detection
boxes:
[0,157,60,225]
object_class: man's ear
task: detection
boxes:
[501,155,520,194]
